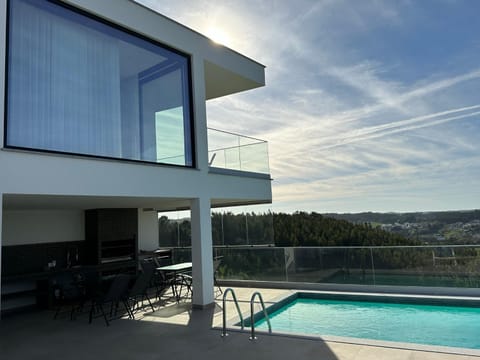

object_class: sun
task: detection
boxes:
[205,27,231,47]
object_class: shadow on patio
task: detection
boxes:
[0,296,341,360]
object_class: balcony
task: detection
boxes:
[208,128,270,175]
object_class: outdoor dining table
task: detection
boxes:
[156,262,192,300]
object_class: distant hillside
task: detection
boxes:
[273,212,417,247]
[323,210,480,244]
[323,210,480,224]
[159,211,418,247]
[158,210,480,247]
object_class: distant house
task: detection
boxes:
[0,0,271,314]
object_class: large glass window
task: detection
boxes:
[6,0,194,166]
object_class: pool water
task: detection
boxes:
[255,297,480,349]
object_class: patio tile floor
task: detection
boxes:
[0,286,478,360]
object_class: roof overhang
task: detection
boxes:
[204,60,265,100]
[61,0,266,100]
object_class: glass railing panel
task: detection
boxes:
[169,245,480,289]
[208,128,269,174]
[368,247,433,287]
[223,146,241,170]
[369,246,480,287]
[286,247,376,285]
[425,246,480,287]
[215,247,285,281]
[171,248,192,264]
[239,142,270,174]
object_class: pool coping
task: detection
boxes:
[220,279,480,297]
[221,290,480,357]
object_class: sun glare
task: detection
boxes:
[206,27,231,46]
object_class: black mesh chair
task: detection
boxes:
[174,272,192,300]
[146,258,177,301]
[89,274,132,326]
[213,258,223,296]
[127,264,156,316]
[79,267,101,303]
[175,259,222,300]
[50,270,84,320]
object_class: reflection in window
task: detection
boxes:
[156,107,187,165]
[6,0,193,166]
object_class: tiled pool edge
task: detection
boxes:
[220,279,480,297]
[217,327,480,357]
[299,290,480,306]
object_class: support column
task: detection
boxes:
[0,193,3,317]
[190,197,214,308]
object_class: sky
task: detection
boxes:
[137,0,480,214]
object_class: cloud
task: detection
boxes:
[272,154,480,212]
[315,104,480,151]
[137,0,480,212]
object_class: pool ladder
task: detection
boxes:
[221,288,272,340]
[221,288,244,337]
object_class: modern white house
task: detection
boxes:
[0,0,271,315]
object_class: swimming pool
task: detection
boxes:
[253,292,480,351]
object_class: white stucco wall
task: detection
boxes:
[138,208,159,251]
[2,210,85,246]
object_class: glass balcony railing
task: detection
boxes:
[208,128,270,175]
[170,245,480,288]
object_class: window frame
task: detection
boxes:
[3,0,196,169]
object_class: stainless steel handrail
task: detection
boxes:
[249,291,272,340]
[208,127,268,143]
[221,288,244,337]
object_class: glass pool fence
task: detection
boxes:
[170,245,480,288]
